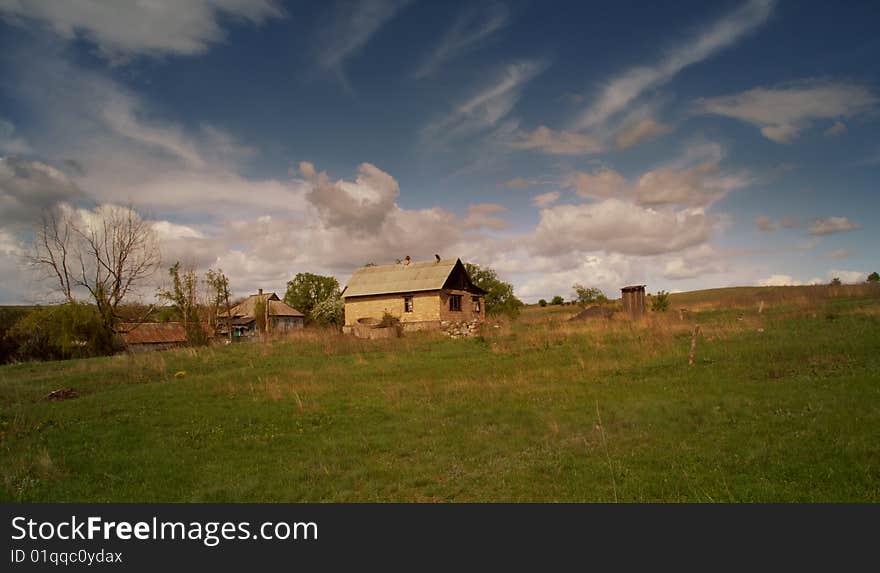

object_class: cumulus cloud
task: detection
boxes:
[573,0,774,131]
[566,143,749,208]
[758,274,801,286]
[0,0,284,61]
[509,126,603,155]
[531,191,560,208]
[662,245,727,280]
[808,216,860,236]
[828,270,866,284]
[531,199,717,257]
[414,2,510,78]
[695,81,878,143]
[301,161,400,234]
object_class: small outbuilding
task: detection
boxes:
[342,258,486,334]
[621,285,647,318]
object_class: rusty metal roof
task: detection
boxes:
[342,258,464,298]
[118,322,202,345]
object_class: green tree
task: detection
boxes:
[651,290,670,312]
[311,293,344,326]
[284,273,340,323]
[157,262,207,345]
[538,299,548,307]
[830,277,842,286]
[867,272,879,284]
[206,268,233,341]
[464,263,523,318]
[550,295,564,305]
[572,283,608,306]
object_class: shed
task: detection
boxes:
[621,285,647,319]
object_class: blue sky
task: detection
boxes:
[0,0,878,303]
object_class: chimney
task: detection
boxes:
[258,288,263,296]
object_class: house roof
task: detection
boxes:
[118,322,211,345]
[220,292,304,318]
[343,258,484,298]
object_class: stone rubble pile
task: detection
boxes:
[440,319,481,338]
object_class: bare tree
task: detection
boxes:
[206,268,233,342]
[28,204,161,335]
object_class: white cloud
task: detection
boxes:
[662,245,727,280]
[423,60,546,144]
[695,81,878,142]
[758,274,801,286]
[414,3,510,78]
[756,215,776,232]
[531,199,717,257]
[808,216,860,236]
[0,0,284,61]
[509,126,603,155]
[573,0,774,131]
[531,191,560,208]
[828,270,866,284]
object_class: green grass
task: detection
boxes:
[1,290,879,502]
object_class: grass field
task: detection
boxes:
[1,286,879,502]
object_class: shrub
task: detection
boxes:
[550,295,564,305]
[538,299,547,307]
[6,302,114,361]
[651,290,670,312]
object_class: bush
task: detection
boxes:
[538,299,547,307]
[380,311,400,327]
[651,290,670,312]
[550,296,564,306]
[311,294,344,326]
[572,283,608,306]
[5,302,114,361]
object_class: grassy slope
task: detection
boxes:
[1,290,879,502]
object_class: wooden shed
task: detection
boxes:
[621,285,647,319]
[342,258,486,333]
[217,290,304,338]
[117,322,212,352]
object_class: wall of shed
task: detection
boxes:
[344,291,442,326]
[622,289,646,318]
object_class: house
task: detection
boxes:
[218,289,304,338]
[117,321,212,352]
[342,257,486,334]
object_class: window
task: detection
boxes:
[449,294,462,312]
[472,296,481,313]
[404,296,413,313]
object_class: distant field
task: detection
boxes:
[1,286,879,502]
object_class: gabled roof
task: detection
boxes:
[342,258,485,298]
[220,292,304,318]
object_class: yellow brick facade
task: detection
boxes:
[344,289,485,327]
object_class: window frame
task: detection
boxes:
[404,295,414,313]
[472,296,481,313]
[449,294,462,312]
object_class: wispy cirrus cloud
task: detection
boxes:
[422,60,546,144]
[573,0,774,131]
[695,80,878,142]
[313,0,411,83]
[414,2,511,79]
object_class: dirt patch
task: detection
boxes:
[43,388,78,401]
[569,306,614,321]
